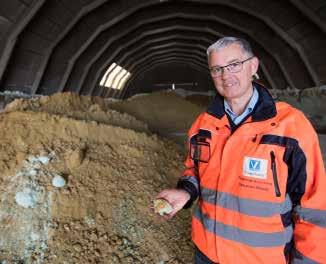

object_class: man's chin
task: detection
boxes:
[223,87,240,97]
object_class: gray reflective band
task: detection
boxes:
[294,206,326,228]
[180,175,199,192]
[292,248,319,264]
[200,187,292,217]
[194,206,293,247]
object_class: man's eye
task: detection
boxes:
[229,62,240,69]
[212,68,221,73]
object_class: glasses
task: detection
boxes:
[209,57,254,77]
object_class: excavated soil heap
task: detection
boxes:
[184,94,213,108]
[0,93,193,263]
[108,91,203,136]
[5,92,149,134]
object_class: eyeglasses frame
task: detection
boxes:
[209,56,254,77]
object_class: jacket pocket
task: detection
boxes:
[190,129,211,164]
[190,139,210,163]
[270,151,281,197]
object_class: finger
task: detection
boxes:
[164,208,179,220]
[168,200,182,210]
[165,212,176,221]
[155,192,167,200]
[152,210,171,221]
[163,214,172,220]
[157,214,168,222]
[155,189,173,199]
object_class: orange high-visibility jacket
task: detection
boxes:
[177,83,326,264]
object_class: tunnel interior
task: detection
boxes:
[0,1,325,263]
[0,0,325,99]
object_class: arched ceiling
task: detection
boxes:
[0,0,325,98]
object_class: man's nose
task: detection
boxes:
[220,67,230,79]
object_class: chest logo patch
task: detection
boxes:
[243,156,268,179]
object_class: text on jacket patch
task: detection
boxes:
[243,156,268,179]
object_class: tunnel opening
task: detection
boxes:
[99,62,131,97]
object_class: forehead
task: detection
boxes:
[209,43,246,66]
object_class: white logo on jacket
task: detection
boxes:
[243,156,268,179]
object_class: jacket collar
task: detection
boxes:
[206,82,277,122]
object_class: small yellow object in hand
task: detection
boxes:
[153,198,173,216]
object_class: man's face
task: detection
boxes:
[208,43,259,101]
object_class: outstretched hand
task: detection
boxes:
[154,188,191,220]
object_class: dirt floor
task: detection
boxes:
[0,93,194,263]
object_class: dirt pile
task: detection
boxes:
[276,91,326,133]
[184,94,213,108]
[4,92,149,134]
[108,91,203,136]
[0,94,193,263]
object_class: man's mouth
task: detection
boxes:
[224,82,236,87]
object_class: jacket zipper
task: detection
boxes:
[270,151,281,197]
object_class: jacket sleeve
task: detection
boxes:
[291,112,326,263]
[176,113,204,208]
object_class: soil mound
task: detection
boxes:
[108,91,203,135]
[185,94,213,108]
[0,94,193,263]
[4,92,149,134]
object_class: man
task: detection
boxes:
[155,37,326,263]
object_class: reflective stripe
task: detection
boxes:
[292,248,319,264]
[201,187,292,217]
[194,205,293,247]
[180,175,199,192]
[294,206,326,228]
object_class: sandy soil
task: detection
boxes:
[4,92,149,134]
[276,93,326,133]
[108,91,203,136]
[0,93,193,263]
[184,94,213,108]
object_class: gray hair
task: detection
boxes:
[207,36,254,57]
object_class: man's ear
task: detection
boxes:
[251,56,259,75]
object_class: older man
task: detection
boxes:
[155,37,326,264]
